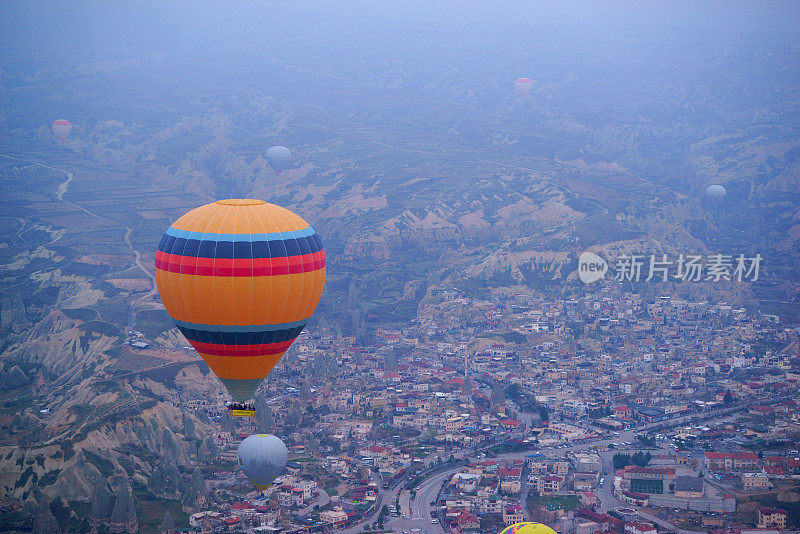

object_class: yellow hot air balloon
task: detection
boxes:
[500,523,557,534]
[155,199,326,405]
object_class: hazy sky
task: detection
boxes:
[2,1,800,70]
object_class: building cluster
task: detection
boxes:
[172,284,798,533]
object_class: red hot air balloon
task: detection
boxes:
[52,120,72,140]
[515,78,533,96]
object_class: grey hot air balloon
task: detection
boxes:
[237,434,288,491]
[705,184,726,201]
[266,145,292,173]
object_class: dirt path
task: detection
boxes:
[124,226,158,329]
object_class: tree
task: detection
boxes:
[491,383,506,406]
[538,405,550,422]
[630,451,652,467]
[613,453,630,470]
[505,383,521,401]
[284,404,303,433]
[723,390,734,404]
[636,434,656,447]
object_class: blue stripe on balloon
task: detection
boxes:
[165,225,315,242]
[156,232,323,260]
[174,318,309,332]
[178,324,306,346]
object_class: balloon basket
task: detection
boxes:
[228,403,255,417]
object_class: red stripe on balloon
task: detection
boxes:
[190,339,295,357]
[154,250,326,276]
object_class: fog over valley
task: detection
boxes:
[0,2,799,533]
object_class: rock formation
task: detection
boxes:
[89,479,113,525]
[148,462,184,499]
[0,365,29,389]
[109,476,138,533]
[181,467,206,511]
[44,450,105,503]
[33,500,61,534]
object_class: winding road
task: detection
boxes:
[360,395,782,534]
[124,226,157,329]
[2,153,156,331]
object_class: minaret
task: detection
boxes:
[463,346,470,392]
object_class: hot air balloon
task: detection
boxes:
[237,434,288,491]
[266,145,292,173]
[501,523,557,534]
[52,119,72,140]
[515,78,533,96]
[705,184,726,201]
[155,199,326,412]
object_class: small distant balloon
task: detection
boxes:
[52,119,72,140]
[266,145,292,173]
[705,184,726,201]
[515,78,533,96]
[237,434,288,491]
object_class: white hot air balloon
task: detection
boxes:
[52,119,72,140]
[266,145,292,174]
[705,184,727,201]
[237,434,288,491]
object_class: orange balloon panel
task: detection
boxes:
[155,199,326,401]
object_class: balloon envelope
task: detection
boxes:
[237,434,288,491]
[155,199,326,401]
[52,119,72,140]
[266,145,292,173]
[501,523,557,534]
[515,78,533,96]
[705,184,726,201]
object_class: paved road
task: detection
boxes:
[341,396,779,533]
[636,509,695,534]
[518,465,532,520]
[298,488,331,516]
[403,468,460,534]
[399,489,411,516]
[597,450,624,513]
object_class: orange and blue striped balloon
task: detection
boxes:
[155,199,326,401]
